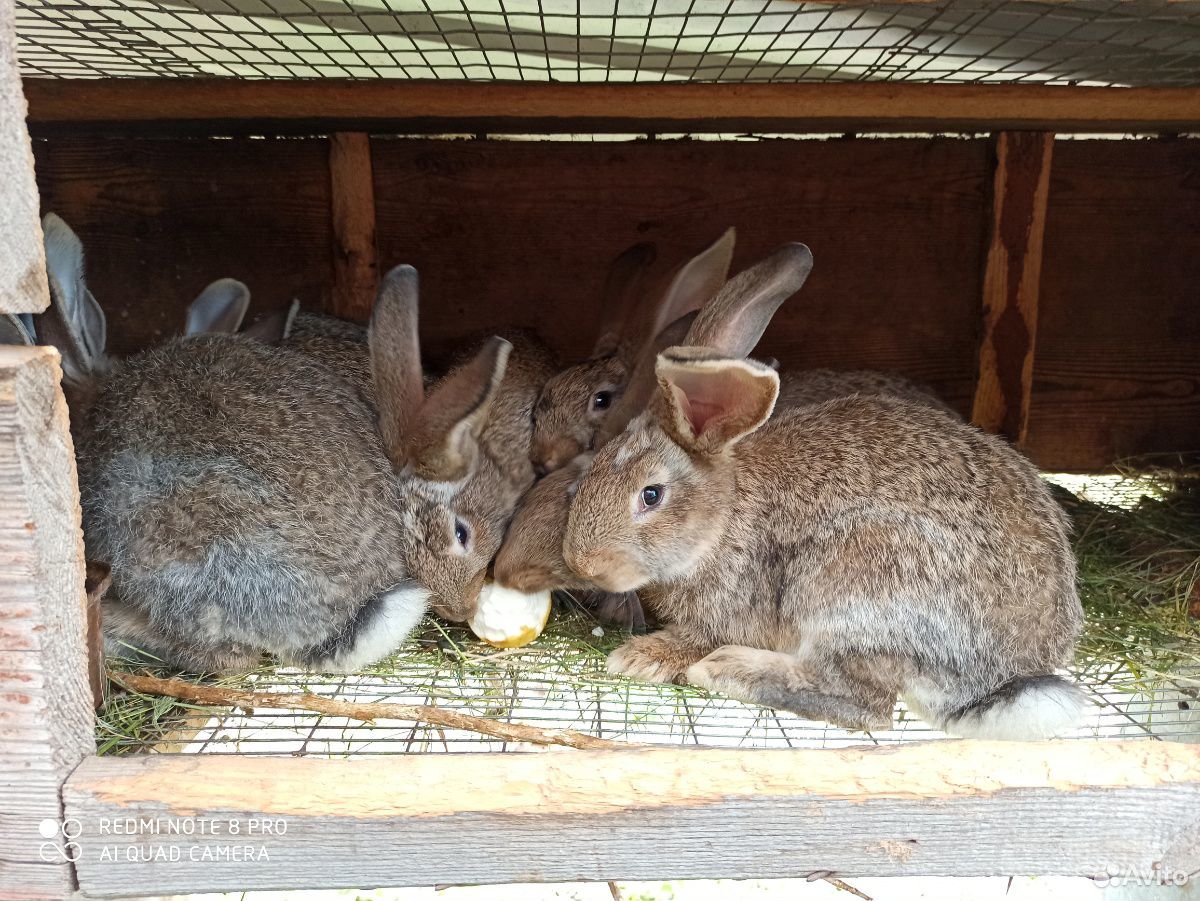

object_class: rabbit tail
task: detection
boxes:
[914,674,1086,741]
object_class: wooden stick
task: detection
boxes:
[108,670,631,752]
[972,131,1054,443]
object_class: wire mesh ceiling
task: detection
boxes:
[15,0,1200,86]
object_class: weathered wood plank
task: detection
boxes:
[32,137,335,357]
[0,347,94,901]
[972,132,1054,444]
[65,742,1200,897]
[0,3,48,313]
[328,132,379,322]
[21,80,1200,136]
[1025,138,1200,471]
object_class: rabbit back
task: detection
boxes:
[80,335,413,669]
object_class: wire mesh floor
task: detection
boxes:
[15,0,1200,87]
[102,614,1200,758]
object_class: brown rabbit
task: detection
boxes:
[562,244,1084,740]
[531,231,735,475]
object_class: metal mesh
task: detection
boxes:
[15,0,1200,86]
[102,619,1200,758]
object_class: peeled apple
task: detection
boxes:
[468,581,552,648]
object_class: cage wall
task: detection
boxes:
[30,131,1200,472]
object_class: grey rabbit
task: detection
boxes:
[38,213,512,672]
[563,242,1085,740]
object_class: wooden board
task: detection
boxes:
[972,131,1054,444]
[64,742,1200,897]
[1026,139,1200,471]
[31,137,334,357]
[0,347,94,901]
[21,80,1200,136]
[374,137,989,410]
[0,3,48,314]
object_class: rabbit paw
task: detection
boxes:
[686,645,788,695]
[607,634,707,684]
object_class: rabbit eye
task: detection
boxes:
[640,485,664,509]
[454,520,470,549]
[592,391,613,411]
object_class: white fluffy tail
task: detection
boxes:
[933,675,1087,741]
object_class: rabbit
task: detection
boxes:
[561,242,1085,740]
[531,231,735,475]
[38,214,513,673]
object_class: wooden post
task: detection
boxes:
[0,2,48,314]
[0,348,94,901]
[63,742,1200,897]
[972,131,1054,443]
[328,132,379,321]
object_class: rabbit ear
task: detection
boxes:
[655,347,779,456]
[591,241,656,358]
[0,314,35,346]
[407,336,512,482]
[185,278,251,335]
[241,299,300,344]
[370,265,426,470]
[647,227,736,341]
[38,213,107,385]
[684,243,813,358]
[596,308,699,447]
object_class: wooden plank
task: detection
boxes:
[0,2,48,314]
[972,132,1054,443]
[21,80,1200,136]
[32,137,335,356]
[328,132,379,321]
[0,346,94,901]
[1025,138,1200,472]
[374,137,988,411]
[65,742,1200,896]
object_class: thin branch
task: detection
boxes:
[109,670,633,752]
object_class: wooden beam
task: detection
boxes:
[0,4,48,313]
[328,132,379,321]
[65,741,1200,896]
[0,347,94,901]
[21,80,1200,136]
[972,131,1054,443]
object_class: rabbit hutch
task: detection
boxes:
[3,0,1200,898]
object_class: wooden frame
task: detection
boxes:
[7,23,1200,901]
[22,80,1200,136]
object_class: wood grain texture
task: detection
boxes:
[0,5,48,314]
[65,742,1200,897]
[1026,138,1200,471]
[328,132,378,321]
[31,136,335,357]
[374,137,989,411]
[0,347,94,901]
[972,132,1054,443]
[22,80,1200,136]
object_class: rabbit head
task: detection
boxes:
[531,230,735,474]
[563,244,814,592]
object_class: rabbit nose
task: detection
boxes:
[533,462,549,479]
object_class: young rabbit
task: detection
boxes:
[562,243,1085,740]
[39,214,511,672]
[531,231,735,474]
